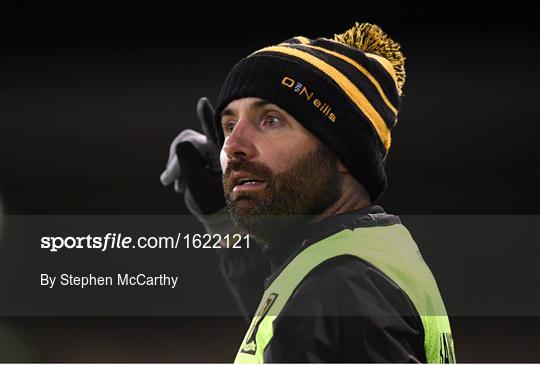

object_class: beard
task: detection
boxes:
[222,142,342,245]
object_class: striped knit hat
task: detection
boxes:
[214,22,405,202]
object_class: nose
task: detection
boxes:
[222,117,257,161]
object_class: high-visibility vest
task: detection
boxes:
[234,223,456,363]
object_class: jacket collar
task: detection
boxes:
[260,204,401,289]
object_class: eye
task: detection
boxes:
[223,120,236,136]
[262,115,283,128]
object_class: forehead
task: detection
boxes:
[221,97,292,118]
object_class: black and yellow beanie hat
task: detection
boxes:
[214,22,405,202]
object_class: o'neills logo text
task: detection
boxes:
[281,76,336,122]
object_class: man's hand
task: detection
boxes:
[160,97,225,215]
[160,97,236,236]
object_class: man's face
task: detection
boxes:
[219,97,342,244]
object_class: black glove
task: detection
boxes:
[160,98,230,219]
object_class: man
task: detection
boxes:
[161,22,456,363]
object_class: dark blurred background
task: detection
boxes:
[0,1,538,362]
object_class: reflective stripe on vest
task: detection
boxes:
[234,223,456,363]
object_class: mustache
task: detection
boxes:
[224,159,273,182]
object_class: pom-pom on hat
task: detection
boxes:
[214,22,406,202]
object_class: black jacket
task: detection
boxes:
[217,205,426,362]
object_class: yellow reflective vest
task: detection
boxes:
[235,222,456,363]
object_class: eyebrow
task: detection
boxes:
[220,99,273,119]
